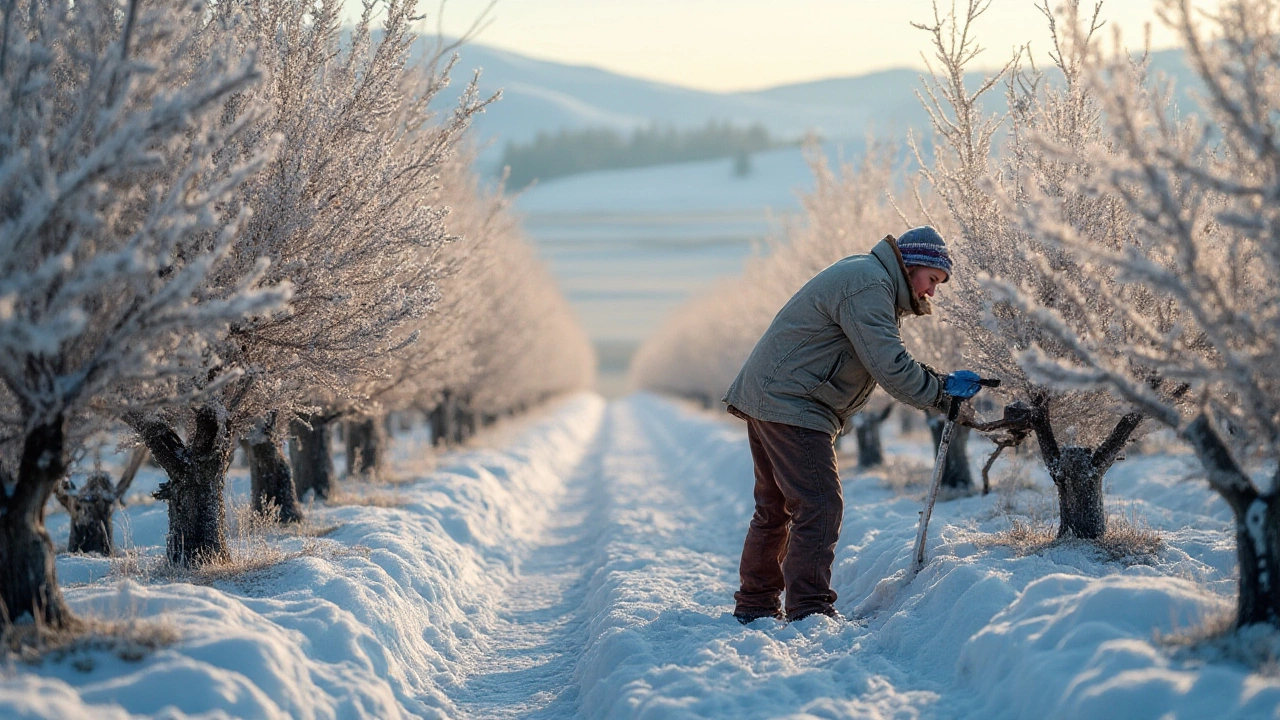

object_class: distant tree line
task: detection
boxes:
[500,121,783,188]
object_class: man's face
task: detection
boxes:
[908,266,947,300]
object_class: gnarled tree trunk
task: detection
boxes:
[289,413,334,500]
[244,414,303,523]
[930,418,974,490]
[0,416,75,629]
[853,406,894,469]
[1023,401,1143,540]
[1182,414,1280,627]
[132,404,234,566]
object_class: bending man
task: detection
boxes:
[723,226,974,623]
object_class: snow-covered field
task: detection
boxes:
[517,146,825,396]
[3,393,1277,719]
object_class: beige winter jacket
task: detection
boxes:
[723,236,945,435]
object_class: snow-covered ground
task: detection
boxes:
[3,393,1277,719]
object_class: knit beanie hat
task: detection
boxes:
[897,226,952,281]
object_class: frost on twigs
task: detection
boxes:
[914,0,1166,541]
[982,0,1280,628]
[374,154,596,447]
[0,0,288,627]
[123,0,502,563]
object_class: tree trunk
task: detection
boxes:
[56,473,117,555]
[1052,446,1105,538]
[53,447,147,556]
[1025,401,1142,541]
[289,414,333,500]
[135,405,233,566]
[346,417,384,478]
[853,406,893,469]
[930,419,974,490]
[900,407,919,434]
[429,391,454,447]
[244,415,303,523]
[1233,494,1280,627]
[451,395,470,444]
[460,400,477,442]
[0,417,75,629]
[1182,414,1280,627]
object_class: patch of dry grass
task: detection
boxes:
[324,485,407,508]
[975,518,1058,556]
[2,614,179,669]
[1158,611,1280,676]
[109,499,364,585]
[976,511,1164,566]
[1092,511,1164,565]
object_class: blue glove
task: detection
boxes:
[944,370,982,399]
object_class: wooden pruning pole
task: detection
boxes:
[911,377,1000,576]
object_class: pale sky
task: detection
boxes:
[360,0,1222,92]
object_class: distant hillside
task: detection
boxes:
[418,39,1201,169]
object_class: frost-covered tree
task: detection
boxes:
[0,0,287,626]
[915,0,1166,538]
[1010,0,1280,627]
[126,0,490,563]
[403,157,596,446]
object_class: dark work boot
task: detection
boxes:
[787,607,843,623]
[733,608,784,625]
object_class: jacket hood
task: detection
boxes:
[870,235,930,317]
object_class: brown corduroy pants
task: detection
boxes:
[733,415,842,621]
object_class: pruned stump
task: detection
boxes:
[56,473,118,555]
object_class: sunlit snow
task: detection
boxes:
[3,394,1274,719]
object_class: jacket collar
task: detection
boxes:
[870,235,930,317]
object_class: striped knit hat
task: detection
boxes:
[897,226,952,281]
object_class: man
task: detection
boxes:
[723,226,977,623]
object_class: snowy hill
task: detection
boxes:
[5,394,1276,718]
[436,42,1199,149]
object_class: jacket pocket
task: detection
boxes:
[806,352,852,414]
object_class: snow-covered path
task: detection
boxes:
[4,392,1280,719]
[447,409,614,717]
[448,395,945,718]
[447,397,752,716]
